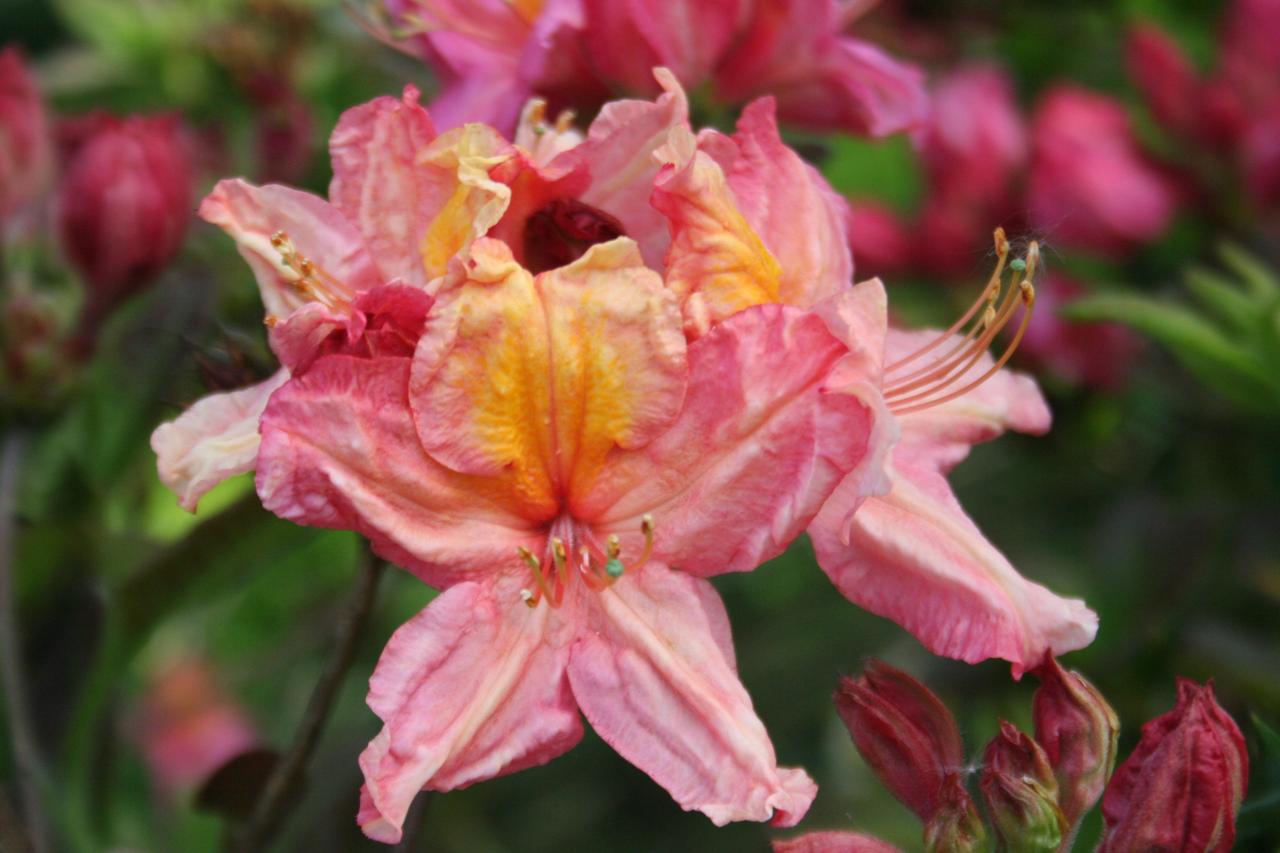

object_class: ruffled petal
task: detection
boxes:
[199,180,383,320]
[358,577,582,843]
[577,294,887,578]
[255,353,541,587]
[572,68,691,268]
[328,85,441,287]
[698,97,854,304]
[567,562,815,827]
[151,370,290,511]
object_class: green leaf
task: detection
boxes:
[1184,269,1260,335]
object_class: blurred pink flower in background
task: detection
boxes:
[380,0,928,137]
[846,200,912,280]
[0,47,52,224]
[134,659,258,794]
[1014,273,1140,392]
[921,64,1026,204]
[1028,86,1179,258]
[1100,680,1249,853]
[54,114,194,327]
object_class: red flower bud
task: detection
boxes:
[922,774,985,853]
[54,114,194,324]
[980,721,1067,853]
[1127,25,1202,136]
[834,660,966,823]
[1100,679,1249,853]
[0,47,52,221]
[1032,655,1119,829]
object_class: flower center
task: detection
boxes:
[516,513,655,608]
[522,198,627,274]
[269,230,356,312]
[883,228,1038,415]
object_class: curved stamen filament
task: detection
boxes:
[518,545,553,609]
[884,234,1039,415]
[270,231,355,310]
[516,515,657,606]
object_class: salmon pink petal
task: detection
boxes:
[199,179,382,320]
[411,238,686,513]
[577,291,888,578]
[572,68,690,268]
[698,97,854,306]
[774,832,905,853]
[328,86,440,288]
[151,369,290,511]
[358,577,582,843]
[255,354,542,588]
[568,562,815,827]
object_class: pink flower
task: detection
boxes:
[0,47,52,223]
[153,77,1095,843]
[774,832,903,853]
[846,200,913,280]
[54,114,194,324]
[1028,86,1179,257]
[134,659,258,794]
[1100,680,1249,853]
[922,64,1027,205]
[381,0,927,137]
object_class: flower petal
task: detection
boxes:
[774,832,905,853]
[358,577,582,843]
[199,179,383,320]
[568,562,815,827]
[151,370,290,511]
[698,97,854,304]
[577,296,885,578]
[328,85,441,288]
[411,237,686,510]
[255,353,541,587]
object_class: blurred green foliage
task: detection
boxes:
[2,0,1278,851]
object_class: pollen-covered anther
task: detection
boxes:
[269,229,355,310]
[884,229,1038,415]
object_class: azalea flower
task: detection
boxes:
[153,71,1094,843]
[373,0,928,138]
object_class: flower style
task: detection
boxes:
[375,0,927,138]
[153,70,1094,843]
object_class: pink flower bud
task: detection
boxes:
[0,47,52,222]
[980,721,1067,852]
[54,114,194,324]
[834,660,967,823]
[922,774,986,853]
[1029,86,1180,257]
[1032,656,1120,829]
[922,64,1027,204]
[1127,25,1202,136]
[1100,680,1249,853]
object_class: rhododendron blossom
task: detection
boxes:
[153,71,1095,843]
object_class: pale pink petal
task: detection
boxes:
[568,562,815,827]
[572,68,690,268]
[358,577,582,843]
[698,97,854,305]
[199,179,382,319]
[426,73,532,135]
[576,295,887,578]
[255,354,542,588]
[774,831,905,853]
[151,369,290,512]
[328,85,440,287]
[810,329,1095,674]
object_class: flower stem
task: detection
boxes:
[232,544,385,852]
[0,428,49,853]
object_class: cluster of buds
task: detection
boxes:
[777,658,1248,853]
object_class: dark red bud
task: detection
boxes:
[980,721,1066,852]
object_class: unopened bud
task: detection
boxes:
[922,774,985,853]
[834,661,966,823]
[1032,656,1119,829]
[0,47,52,222]
[980,721,1066,853]
[1100,679,1248,853]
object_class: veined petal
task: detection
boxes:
[698,97,854,305]
[577,299,884,577]
[411,238,687,508]
[199,180,382,320]
[568,562,815,827]
[328,85,440,288]
[573,68,690,268]
[358,577,582,843]
[415,124,514,281]
[255,353,543,587]
[151,370,290,511]
[653,125,783,335]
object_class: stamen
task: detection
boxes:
[517,545,553,607]
[884,233,1039,415]
[270,230,355,310]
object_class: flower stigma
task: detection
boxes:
[518,513,656,608]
